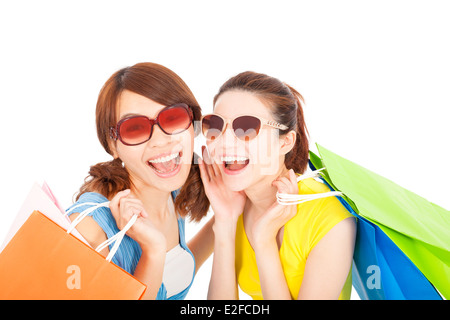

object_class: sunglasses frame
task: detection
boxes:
[201,113,289,141]
[110,103,194,146]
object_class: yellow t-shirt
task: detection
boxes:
[235,177,354,300]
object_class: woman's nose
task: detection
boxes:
[147,124,174,147]
[221,123,238,143]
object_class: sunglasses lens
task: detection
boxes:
[159,105,192,134]
[233,116,261,141]
[119,116,152,145]
[202,115,224,140]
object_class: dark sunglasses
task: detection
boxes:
[201,113,288,141]
[110,103,193,146]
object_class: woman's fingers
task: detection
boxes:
[198,157,210,184]
[211,158,222,179]
[272,169,298,194]
[273,177,292,193]
[204,145,221,178]
[123,202,148,218]
[119,195,149,218]
[109,189,149,230]
[201,145,211,164]
[110,189,131,206]
[202,145,218,180]
[109,189,131,219]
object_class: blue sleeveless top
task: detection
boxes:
[65,191,195,300]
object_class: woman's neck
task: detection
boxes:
[244,165,289,216]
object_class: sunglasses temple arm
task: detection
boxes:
[261,119,289,130]
[109,127,118,140]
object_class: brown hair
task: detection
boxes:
[213,71,309,174]
[77,62,209,222]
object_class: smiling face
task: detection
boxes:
[207,90,296,191]
[111,89,194,193]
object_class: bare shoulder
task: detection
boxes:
[69,212,109,256]
[321,217,356,246]
[309,217,356,261]
[299,217,356,299]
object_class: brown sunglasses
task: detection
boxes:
[201,113,288,141]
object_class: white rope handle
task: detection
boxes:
[95,214,139,262]
[65,201,139,262]
[276,169,342,205]
[277,191,342,205]
[296,167,326,181]
[65,202,110,234]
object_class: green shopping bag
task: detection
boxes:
[311,144,449,299]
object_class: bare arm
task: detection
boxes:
[198,148,246,300]
[108,190,168,300]
[69,211,166,300]
[70,190,168,300]
[253,217,356,300]
[187,216,215,274]
[297,217,356,300]
[253,236,291,299]
[248,170,298,299]
[207,219,239,300]
[132,239,166,299]
[250,170,356,300]
[68,213,109,257]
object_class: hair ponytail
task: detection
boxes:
[76,158,130,201]
[283,84,309,174]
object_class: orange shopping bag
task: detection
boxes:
[0,208,146,299]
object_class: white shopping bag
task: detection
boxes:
[0,183,90,252]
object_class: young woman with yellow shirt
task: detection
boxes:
[198,71,356,300]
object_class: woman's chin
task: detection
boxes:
[222,173,250,192]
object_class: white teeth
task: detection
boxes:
[220,156,249,162]
[148,152,179,164]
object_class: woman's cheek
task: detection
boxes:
[250,131,281,176]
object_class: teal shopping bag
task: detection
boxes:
[309,147,444,300]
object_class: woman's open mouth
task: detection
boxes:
[147,151,183,177]
[221,156,250,175]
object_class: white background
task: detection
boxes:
[0,0,448,300]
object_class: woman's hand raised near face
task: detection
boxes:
[198,146,246,226]
[109,189,167,253]
[247,169,299,249]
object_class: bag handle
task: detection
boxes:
[95,214,138,262]
[276,169,343,205]
[64,202,138,262]
[64,202,111,234]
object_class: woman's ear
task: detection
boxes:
[279,130,297,156]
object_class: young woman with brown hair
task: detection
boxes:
[66,62,213,300]
[199,71,356,300]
